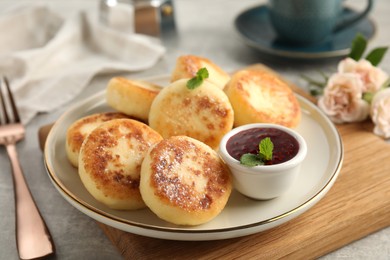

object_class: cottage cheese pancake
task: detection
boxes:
[224,69,301,128]
[148,78,234,150]
[106,77,161,122]
[171,55,230,89]
[66,112,129,167]
[79,119,163,210]
[140,136,232,225]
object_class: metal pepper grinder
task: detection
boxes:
[133,0,176,38]
[100,0,176,37]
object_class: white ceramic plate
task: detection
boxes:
[44,76,343,241]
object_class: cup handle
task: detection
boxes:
[334,0,373,32]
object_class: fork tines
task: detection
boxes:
[0,77,20,124]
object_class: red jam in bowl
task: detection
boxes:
[226,127,299,165]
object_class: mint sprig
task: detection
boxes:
[240,137,274,167]
[186,67,209,89]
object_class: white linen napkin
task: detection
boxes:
[0,5,165,124]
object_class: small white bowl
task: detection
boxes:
[219,123,307,200]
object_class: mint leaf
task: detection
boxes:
[240,154,264,167]
[349,34,367,61]
[239,137,274,167]
[197,67,209,79]
[365,47,388,66]
[186,67,209,90]
[259,137,273,161]
[186,77,201,89]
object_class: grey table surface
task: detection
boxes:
[1,0,389,259]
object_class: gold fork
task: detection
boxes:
[0,77,54,259]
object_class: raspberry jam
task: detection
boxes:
[226,127,299,165]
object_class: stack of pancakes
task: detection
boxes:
[65,55,301,226]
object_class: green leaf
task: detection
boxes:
[197,67,209,79]
[240,153,264,167]
[365,47,388,66]
[362,92,374,104]
[259,137,273,161]
[186,67,209,90]
[382,78,390,89]
[317,70,329,81]
[348,34,367,61]
[301,73,327,97]
[301,74,326,88]
[186,77,202,89]
[309,87,324,97]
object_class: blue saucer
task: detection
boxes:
[235,5,376,60]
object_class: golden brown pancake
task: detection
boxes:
[148,78,234,150]
[65,112,129,167]
[171,55,230,89]
[106,77,161,122]
[224,68,301,128]
[78,118,163,210]
[140,136,232,225]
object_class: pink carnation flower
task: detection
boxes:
[338,57,389,93]
[318,73,370,123]
[371,88,390,138]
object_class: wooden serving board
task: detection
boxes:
[38,75,390,259]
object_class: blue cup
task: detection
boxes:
[268,0,373,45]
